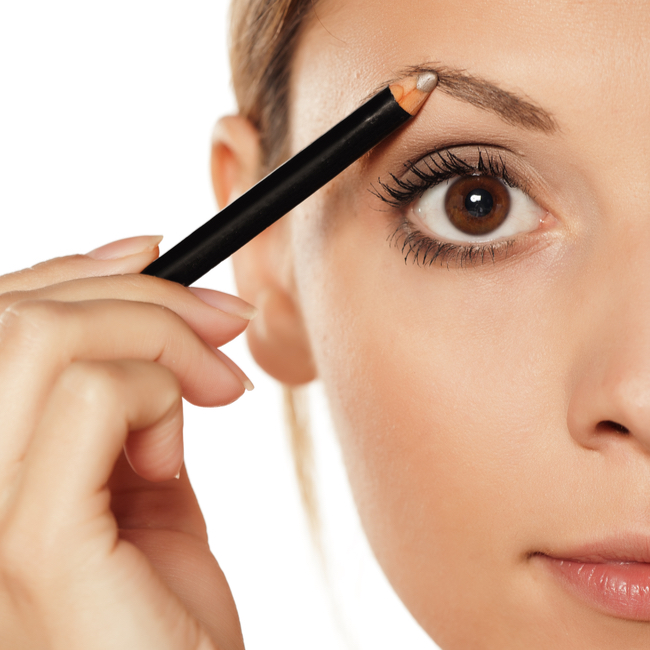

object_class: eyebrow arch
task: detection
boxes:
[379,64,558,134]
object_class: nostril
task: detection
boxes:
[596,420,630,435]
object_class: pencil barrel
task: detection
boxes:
[143,87,410,286]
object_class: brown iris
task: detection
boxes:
[444,176,511,236]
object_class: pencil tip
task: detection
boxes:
[389,72,438,116]
[416,71,438,93]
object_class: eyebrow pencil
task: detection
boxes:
[142,72,438,286]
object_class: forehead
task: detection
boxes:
[290,0,650,147]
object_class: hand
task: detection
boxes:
[0,236,253,650]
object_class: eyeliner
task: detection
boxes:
[142,72,438,287]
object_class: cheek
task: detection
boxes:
[291,201,581,638]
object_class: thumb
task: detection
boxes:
[0,235,163,293]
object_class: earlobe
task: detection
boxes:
[211,116,317,386]
[246,288,317,385]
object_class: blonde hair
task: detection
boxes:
[229,0,317,170]
[229,0,321,542]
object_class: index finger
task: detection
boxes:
[0,274,255,349]
[0,298,247,480]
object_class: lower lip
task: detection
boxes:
[541,556,650,620]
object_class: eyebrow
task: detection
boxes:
[381,64,558,134]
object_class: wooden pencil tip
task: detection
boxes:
[390,72,438,116]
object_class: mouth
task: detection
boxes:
[535,536,650,621]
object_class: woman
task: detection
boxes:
[0,0,648,648]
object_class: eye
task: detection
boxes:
[413,174,544,243]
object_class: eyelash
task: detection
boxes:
[374,148,527,268]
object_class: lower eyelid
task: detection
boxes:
[389,218,521,269]
[390,204,557,270]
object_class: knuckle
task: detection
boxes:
[59,361,124,410]
[0,299,70,349]
[159,365,183,404]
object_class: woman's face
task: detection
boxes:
[282,1,650,647]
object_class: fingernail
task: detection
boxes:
[188,287,258,321]
[87,235,163,260]
[213,348,255,391]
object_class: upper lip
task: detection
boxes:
[538,533,650,564]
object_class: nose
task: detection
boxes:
[567,271,650,455]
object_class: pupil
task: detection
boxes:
[464,188,494,219]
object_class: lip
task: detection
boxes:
[537,535,650,620]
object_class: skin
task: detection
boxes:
[215,0,650,648]
[3,1,650,649]
[0,239,251,650]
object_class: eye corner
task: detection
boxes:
[538,209,559,231]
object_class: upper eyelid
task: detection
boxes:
[372,146,530,208]
[395,144,517,180]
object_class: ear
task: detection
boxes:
[211,116,317,385]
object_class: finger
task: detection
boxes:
[0,274,256,349]
[123,394,184,483]
[2,360,187,600]
[0,299,247,476]
[0,235,163,294]
[109,454,208,540]
[26,360,184,500]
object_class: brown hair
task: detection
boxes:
[229,0,318,170]
[229,0,322,543]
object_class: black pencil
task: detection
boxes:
[142,72,438,286]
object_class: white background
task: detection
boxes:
[0,2,437,648]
